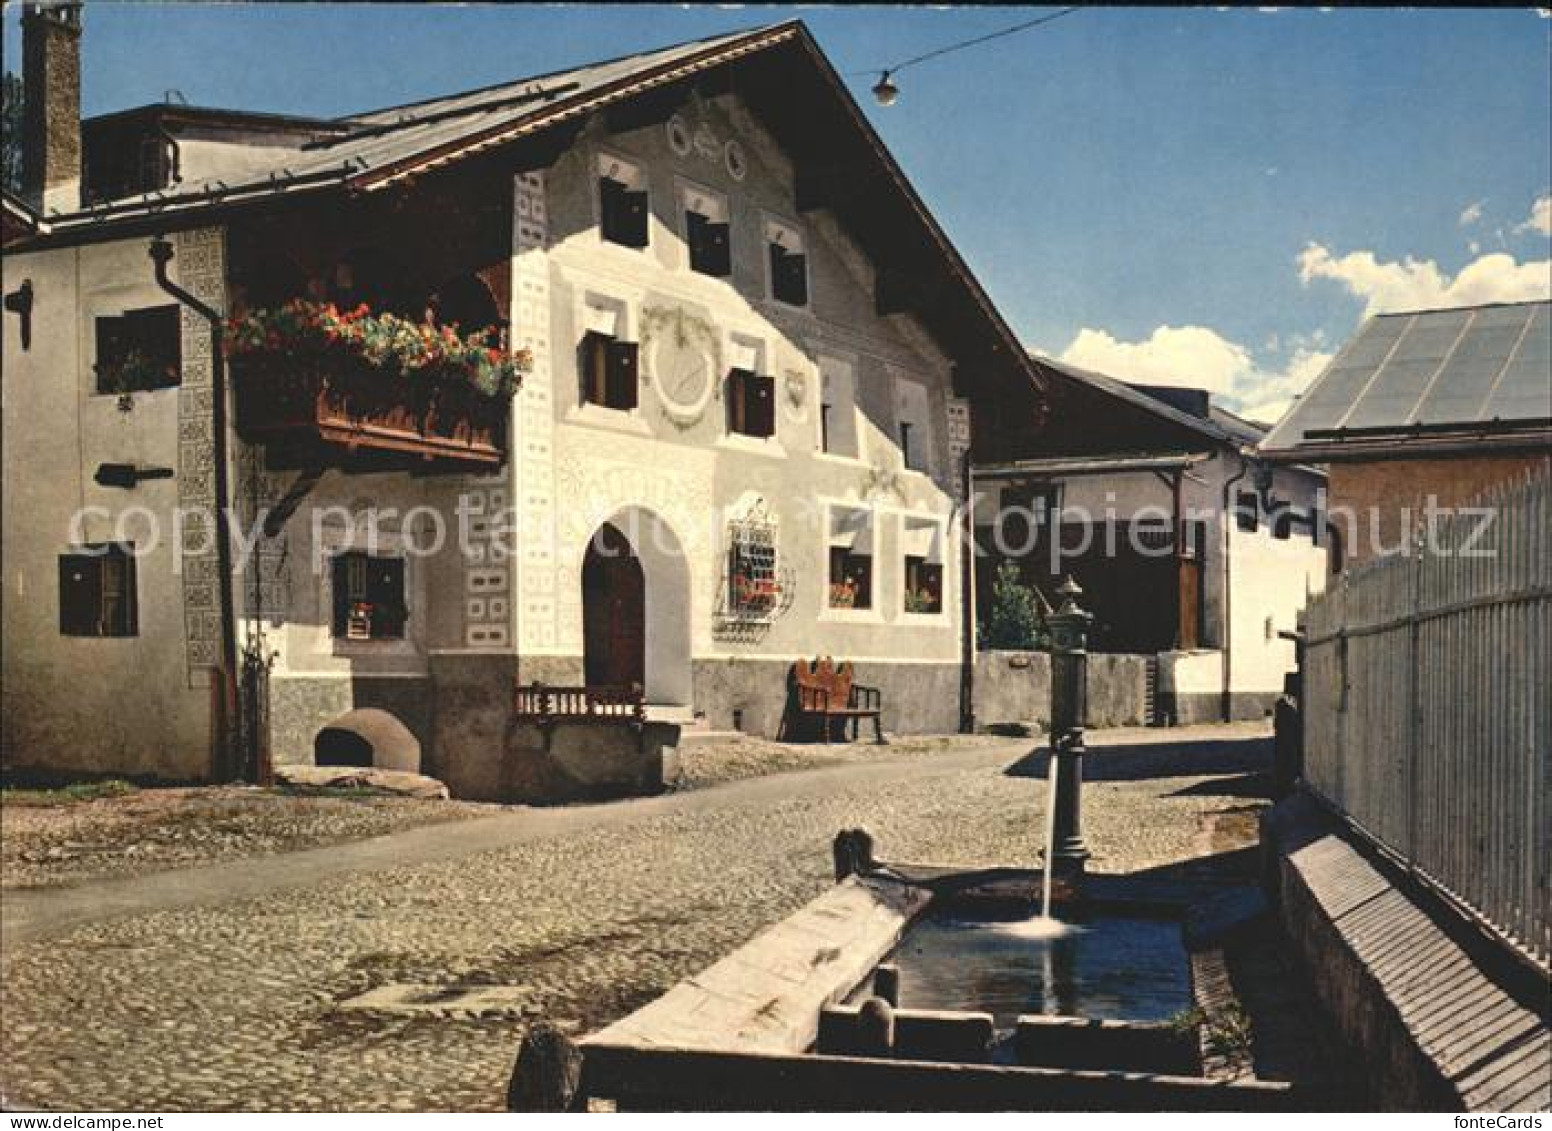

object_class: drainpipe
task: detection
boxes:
[1219,450,1252,723]
[150,236,242,781]
[959,452,976,733]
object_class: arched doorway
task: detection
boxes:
[581,510,692,704]
[583,522,646,689]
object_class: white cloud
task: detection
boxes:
[1459,199,1486,227]
[1298,243,1552,316]
[1053,324,1332,428]
[1516,194,1551,237]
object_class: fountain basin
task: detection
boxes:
[888,906,1192,1029]
[524,856,1292,1110]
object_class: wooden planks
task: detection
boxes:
[583,876,929,1055]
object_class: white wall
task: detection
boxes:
[1,235,217,778]
[507,91,968,701]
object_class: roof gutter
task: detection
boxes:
[1260,430,1552,464]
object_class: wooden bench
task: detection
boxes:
[789,657,885,744]
[514,682,646,726]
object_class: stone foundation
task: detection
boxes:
[269,675,433,769]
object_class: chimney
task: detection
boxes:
[21,1,83,214]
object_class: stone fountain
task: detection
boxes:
[508,581,1294,1111]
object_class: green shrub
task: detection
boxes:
[979,563,1049,651]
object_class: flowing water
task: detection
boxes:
[888,908,1191,1030]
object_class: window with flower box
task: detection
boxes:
[902,518,945,615]
[94,305,181,394]
[827,506,873,611]
[726,513,781,620]
[331,551,407,641]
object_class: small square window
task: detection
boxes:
[769,243,808,306]
[766,219,808,307]
[331,551,407,641]
[726,367,775,438]
[828,546,872,611]
[828,507,873,611]
[579,329,639,410]
[95,305,181,394]
[904,556,944,615]
[686,211,731,277]
[59,544,138,637]
[600,172,649,249]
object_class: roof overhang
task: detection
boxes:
[1260,421,1552,464]
[973,452,1215,481]
[5,20,1049,412]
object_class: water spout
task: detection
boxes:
[1003,743,1077,941]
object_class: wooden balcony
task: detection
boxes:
[233,360,508,472]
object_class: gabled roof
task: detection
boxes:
[9,20,1050,409]
[1261,300,1552,461]
[1029,354,1264,451]
[18,24,787,231]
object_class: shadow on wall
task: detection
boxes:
[314,708,422,773]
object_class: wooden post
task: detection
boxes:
[507,1021,583,1112]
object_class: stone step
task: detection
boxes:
[675,729,744,748]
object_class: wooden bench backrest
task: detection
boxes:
[791,657,851,708]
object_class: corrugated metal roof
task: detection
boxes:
[1261,300,1552,456]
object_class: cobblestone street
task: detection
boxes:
[1,724,1274,1112]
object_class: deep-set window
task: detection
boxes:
[598,155,649,249]
[579,329,640,411]
[904,557,944,615]
[818,356,859,457]
[94,305,181,394]
[59,544,138,637]
[902,519,945,615]
[331,551,407,641]
[766,219,808,307]
[896,378,932,473]
[828,508,873,611]
[683,185,731,277]
[727,368,775,438]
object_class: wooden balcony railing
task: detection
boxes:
[513,682,647,726]
[233,360,508,471]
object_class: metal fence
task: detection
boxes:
[1302,467,1550,970]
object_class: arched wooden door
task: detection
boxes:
[582,523,645,689]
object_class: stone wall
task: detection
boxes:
[972,650,1150,731]
[1261,792,1549,1111]
[691,657,960,738]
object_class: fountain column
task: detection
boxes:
[1047,576,1092,879]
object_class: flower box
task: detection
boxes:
[227,301,526,470]
[233,356,509,468]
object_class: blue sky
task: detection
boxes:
[6,3,1549,419]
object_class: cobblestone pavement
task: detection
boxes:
[2,786,495,891]
[1,724,1274,1112]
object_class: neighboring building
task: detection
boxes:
[2,191,48,247]
[1259,300,1551,568]
[2,10,1057,785]
[973,357,1328,724]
